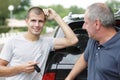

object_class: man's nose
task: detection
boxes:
[82,23,85,29]
[35,21,39,26]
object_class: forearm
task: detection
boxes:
[45,8,77,43]
[54,14,78,45]
[45,8,78,49]
[66,54,87,80]
[0,65,22,77]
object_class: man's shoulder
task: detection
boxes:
[40,37,54,41]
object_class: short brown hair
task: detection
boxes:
[26,7,46,20]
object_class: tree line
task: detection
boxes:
[0,0,119,27]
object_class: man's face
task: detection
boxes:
[82,12,97,39]
[26,12,46,36]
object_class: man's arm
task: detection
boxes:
[65,53,87,80]
[44,8,78,50]
[0,59,37,77]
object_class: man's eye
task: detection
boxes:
[39,20,44,23]
[31,20,36,22]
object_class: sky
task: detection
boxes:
[31,0,108,9]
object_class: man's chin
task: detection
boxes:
[33,32,41,36]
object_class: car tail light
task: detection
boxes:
[42,72,56,80]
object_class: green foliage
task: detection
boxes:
[0,26,27,34]
[13,27,27,32]
[0,25,46,34]
[48,5,69,18]
[106,0,120,12]
[14,11,27,19]
[0,0,30,25]
[0,1,84,33]
[0,0,21,18]
[14,0,30,19]
[42,4,85,27]
[69,6,85,14]
[0,26,10,33]
[0,0,21,25]
[1,0,119,33]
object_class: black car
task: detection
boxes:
[42,11,120,80]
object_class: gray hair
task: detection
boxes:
[86,3,115,27]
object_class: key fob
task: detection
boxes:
[34,64,41,73]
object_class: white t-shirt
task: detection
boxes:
[0,34,55,80]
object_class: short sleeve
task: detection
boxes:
[116,51,120,77]
[0,37,14,62]
[43,37,55,51]
[84,39,93,62]
[49,38,56,51]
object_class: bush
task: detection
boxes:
[0,26,10,33]
[0,26,46,34]
[0,26,27,34]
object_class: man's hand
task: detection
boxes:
[18,61,38,73]
[43,8,58,20]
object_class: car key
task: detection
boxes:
[34,64,41,72]
[34,64,42,76]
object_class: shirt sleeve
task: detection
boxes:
[84,38,93,62]
[0,37,14,62]
[116,52,120,77]
[44,37,55,51]
[49,38,56,51]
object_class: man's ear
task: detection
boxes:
[95,19,101,30]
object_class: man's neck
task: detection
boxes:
[24,32,40,41]
[98,28,117,45]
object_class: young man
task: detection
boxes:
[0,7,78,80]
[65,3,120,80]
